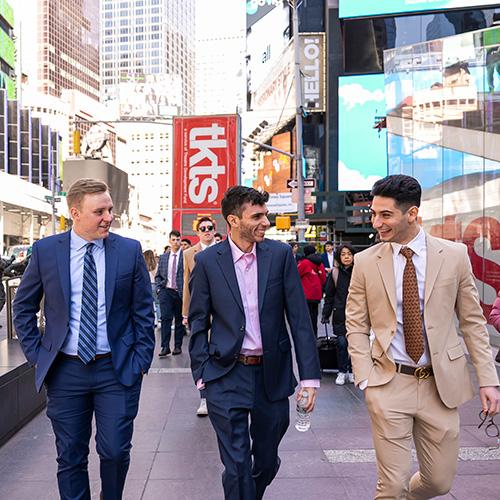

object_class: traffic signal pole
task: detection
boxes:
[292,1,306,242]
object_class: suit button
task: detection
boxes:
[240,326,245,331]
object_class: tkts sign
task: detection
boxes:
[173,115,240,213]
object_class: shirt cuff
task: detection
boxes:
[358,379,368,390]
[300,379,320,388]
[196,379,205,390]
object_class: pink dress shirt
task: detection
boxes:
[228,236,263,355]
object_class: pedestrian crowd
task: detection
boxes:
[7,175,500,500]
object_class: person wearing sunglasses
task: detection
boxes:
[182,217,218,416]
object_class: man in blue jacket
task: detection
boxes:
[189,186,321,499]
[13,178,155,500]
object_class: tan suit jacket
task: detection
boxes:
[346,233,499,409]
[182,242,202,317]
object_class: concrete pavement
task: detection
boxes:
[0,328,499,499]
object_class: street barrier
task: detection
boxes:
[4,277,20,339]
[3,277,44,339]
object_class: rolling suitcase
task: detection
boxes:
[317,324,338,370]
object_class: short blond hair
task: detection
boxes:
[66,178,110,209]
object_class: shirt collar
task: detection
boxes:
[71,229,104,251]
[228,234,256,263]
[200,240,216,251]
[391,226,426,257]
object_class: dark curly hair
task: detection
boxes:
[371,174,421,212]
[221,186,269,222]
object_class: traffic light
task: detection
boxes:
[73,130,81,155]
[59,216,66,231]
[275,216,291,231]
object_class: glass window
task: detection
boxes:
[343,8,499,75]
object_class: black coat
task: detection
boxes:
[322,265,353,336]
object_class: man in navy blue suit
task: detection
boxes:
[13,178,155,500]
[189,186,321,499]
[155,229,186,356]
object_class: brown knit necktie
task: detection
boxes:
[400,247,424,363]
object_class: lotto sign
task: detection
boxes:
[173,115,240,210]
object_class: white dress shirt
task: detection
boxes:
[166,251,181,289]
[61,230,110,355]
[390,227,430,367]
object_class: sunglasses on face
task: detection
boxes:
[199,225,214,233]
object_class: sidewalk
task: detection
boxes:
[0,329,498,499]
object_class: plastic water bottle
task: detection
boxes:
[295,390,311,432]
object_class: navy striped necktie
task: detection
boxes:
[78,242,98,364]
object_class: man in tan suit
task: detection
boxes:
[182,216,218,416]
[346,174,500,499]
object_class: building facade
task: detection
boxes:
[0,87,64,253]
[100,0,195,115]
[385,26,500,345]
[195,0,246,115]
[115,120,173,246]
[15,0,100,101]
[0,0,15,99]
[320,1,500,247]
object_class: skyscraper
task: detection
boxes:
[16,0,100,101]
[101,0,195,115]
[195,0,246,115]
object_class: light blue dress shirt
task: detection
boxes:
[61,230,110,355]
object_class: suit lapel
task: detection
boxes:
[56,231,71,309]
[376,243,397,315]
[257,241,271,313]
[104,234,118,317]
[216,240,244,313]
[424,234,444,305]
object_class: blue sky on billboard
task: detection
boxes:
[338,74,388,191]
[246,0,283,15]
[339,0,500,19]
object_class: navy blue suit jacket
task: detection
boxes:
[321,252,333,270]
[13,231,155,392]
[188,238,320,402]
[155,250,184,296]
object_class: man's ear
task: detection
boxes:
[407,205,419,223]
[227,214,238,229]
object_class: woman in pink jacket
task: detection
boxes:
[489,290,500,363]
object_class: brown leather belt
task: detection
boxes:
[396,363,433,379]
[238,354,263,366]
[60,352,111,361]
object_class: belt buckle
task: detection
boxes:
[414,366,431,379]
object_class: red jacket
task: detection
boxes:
[298,255,326,301]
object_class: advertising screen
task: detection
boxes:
[338,74,388,191]
[339,0,500,19]
[252,131,296,213]
[173,115,240,217]
[119,74,182,119]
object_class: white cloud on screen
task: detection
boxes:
[338,161,383,191]
[339,83,385,111]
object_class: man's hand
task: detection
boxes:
[479,386,500,416]
[296,387,317,413]
[182,316,188,327]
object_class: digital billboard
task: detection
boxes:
[338,74,388,191]
[339,1,500,19]
[252,131,296,213]
[119,74,182,119]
